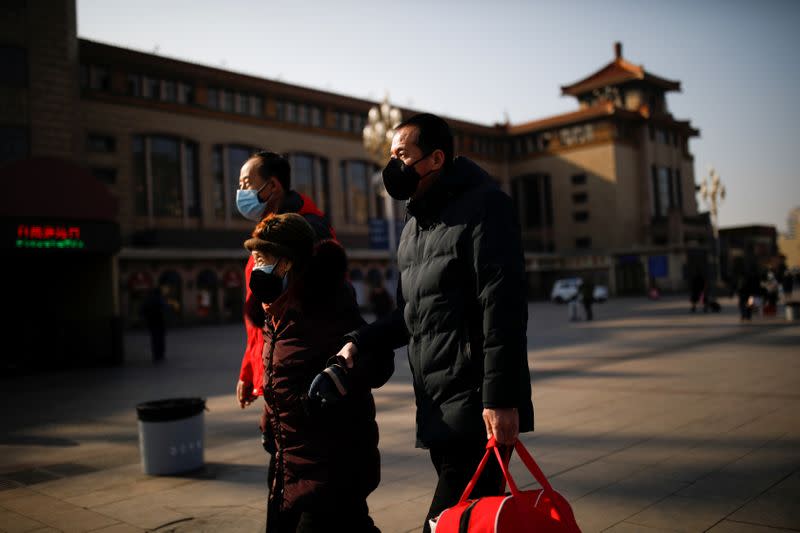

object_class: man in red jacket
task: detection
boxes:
[235,151,336,418]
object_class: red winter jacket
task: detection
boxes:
[239,192,336,396]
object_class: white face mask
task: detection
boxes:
[236,182,271,221]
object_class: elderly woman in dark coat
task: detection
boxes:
[244,213,393,533]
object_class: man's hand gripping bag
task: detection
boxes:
[430,438,581,533]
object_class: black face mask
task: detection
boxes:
[382,153,432,201]
[249,264,288,304]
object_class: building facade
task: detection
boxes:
[778,207,800,269]
[2,1,712,345]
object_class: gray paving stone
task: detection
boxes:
[371,497,429,533]
[625,494,740,532]
[728,470,800,531]
[0,493,119,532]
[706,518,798,532]
[89,524,145,533]
[603,521,683,532]
[0,507,47,533]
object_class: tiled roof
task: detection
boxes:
[561,46,681,96]
[508,102,632,134]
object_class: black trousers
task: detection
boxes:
[422,439,506,533]
[148,325,165,361]
[582,301,593,321]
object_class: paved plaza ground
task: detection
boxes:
[1,295,798,532]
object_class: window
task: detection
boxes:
[91,167,117,185]
[571,173,587,185]
[0,46,27,88]
[573,211,589,222]
[207,88,218,109]
[310,106,322,127]
[178,82,194,104]
[340,160,375,225]
[127,74,142,97]
[249,95,263,117]
[235,93,248,114]
[511,174,553,233]
[289,153,330,217]
[132,135,201,218]
[572,192,588,204]
[353,113,365,133]
[87,134,116,153]
[297,104,309,125]
[90,66,111,91]
[575,237,592,249]
[150,137,183,217]
[0,126,29,164]
[163,80,177,102]
[144,76,161,99]
[285,102,297,122]
[185,143,200,217]
[222,90,234,112]
[674,169,683,210]
[656,128,669,144]
[337,111,352,132]
[652,165,673,217]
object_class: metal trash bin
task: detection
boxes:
[136,397,206,475]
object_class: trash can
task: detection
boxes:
[787,302,800,321]
[136,397,206,475]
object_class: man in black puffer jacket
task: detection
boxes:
[332,113,534,533]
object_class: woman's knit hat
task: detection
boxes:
[244,213,315,266]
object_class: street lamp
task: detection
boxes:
[699,166,726,298]
[362,94,402,261]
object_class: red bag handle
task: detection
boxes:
[458,437,557,503]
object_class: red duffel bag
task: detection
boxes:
[429,437,581,533]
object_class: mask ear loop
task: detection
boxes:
[256,180,274,208]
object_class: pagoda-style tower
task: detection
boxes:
[562,42,682,117]
[507,43,708,295]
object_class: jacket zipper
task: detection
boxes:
[263,320,285,503]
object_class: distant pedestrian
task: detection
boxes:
[781,269,794,300]
[763,271,780,316]
[737,269,761,321]
[648,277,661,300]
[690,272,705,313]
[567,292,580,321]
[368,281,394,320]
[581,276,595,321]
[141,288,168,362]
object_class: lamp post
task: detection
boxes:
[699,166,726,299]
[362,94,402,262]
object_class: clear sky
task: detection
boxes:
[76,0,800,233]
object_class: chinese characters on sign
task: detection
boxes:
[15,224,85,249]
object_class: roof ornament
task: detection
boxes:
[614,42,622,60]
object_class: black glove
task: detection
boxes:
[308,360,350,409]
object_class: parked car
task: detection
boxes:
[550,278,608,303]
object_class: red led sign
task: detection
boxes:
[15,224,85,249]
